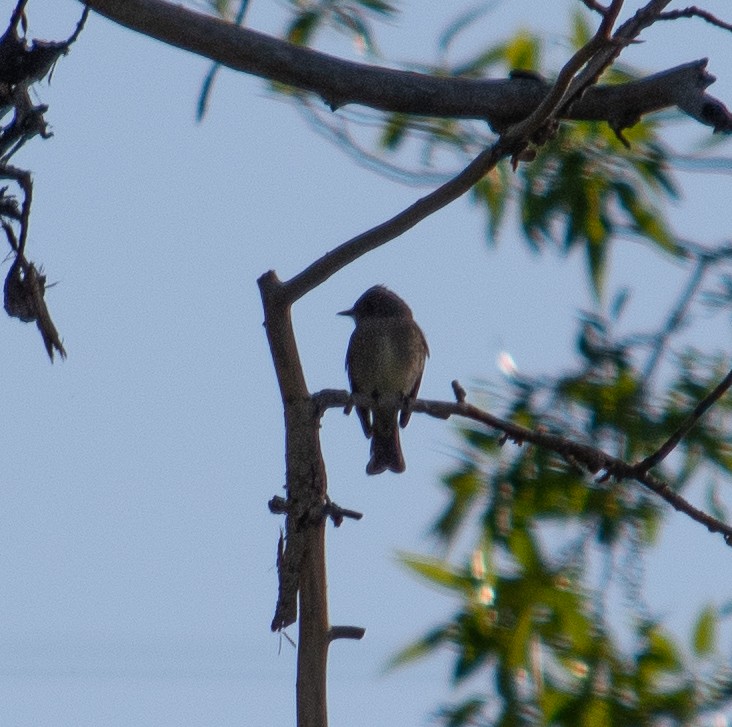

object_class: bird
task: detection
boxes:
[339,286,429,475]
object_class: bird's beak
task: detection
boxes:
[338,308,354,317]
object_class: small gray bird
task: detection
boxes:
[339,286,429,475]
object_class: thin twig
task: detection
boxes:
[0,166,31,254]
[500,0,626,157]
[658,7,732,33]
[67,5,91,45]
[579,0,609,14]
[8,0,29,32]
[281,141,511,303]
[642,253,709,383]
[636,366,732,472]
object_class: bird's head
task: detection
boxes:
[338,285,413,321]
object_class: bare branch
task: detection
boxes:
[658,7,732,33]
[313,386,732,543]
[578,0,609,14]
[323,497,363,527]
[642,253,710,383]
[8,0,29,33]
[281,142,510,303]
[636,366,732,472]
[329,626,366,641]
[80,0,730,133]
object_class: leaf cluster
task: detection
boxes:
[395,306,732,725]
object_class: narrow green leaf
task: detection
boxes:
[570,9,593,49]
[287,10,320,46]
[387,625,451,669]
[692,604,717,657]
[380,113,409,150]
[438,4,494,53]
[398,553,469,592]
[356,0,396,15]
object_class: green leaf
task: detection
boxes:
[398,553,469,593]
[435,698,486,727]
[613,181,678,254]
[610,287,630,320]
[380,113,409,150]
[507,528,541,573]
[502,31,541,72]
[438,5,494,54]
[570,9,593,49]
[387,624,452,669]
[432,466,484,543]
[286,10,321,46]
[637,624,683,679]
[692,604,717,657]
[473,166,510,241]
[356,0,396,15]
[453,30,541,77]
[333,10,377,54]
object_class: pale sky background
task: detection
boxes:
[1,1,732,726]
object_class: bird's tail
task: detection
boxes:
[367,413,405,475]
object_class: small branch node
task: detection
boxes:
[324,496,363,527]
[328,625,366,642]
[451,379,466,403]
[268,494,289,514]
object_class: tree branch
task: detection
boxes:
[642,252,709,383]
[636,366,732,472]
[328,625,366,641]
[80,0,731,133]
[282,142,511,303]
[312,386,732,543]
[258,271,328,727]
[658,7,732,33]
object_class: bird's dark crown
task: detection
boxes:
[341,285,413,320]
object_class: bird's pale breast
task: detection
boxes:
[347,317,426,396]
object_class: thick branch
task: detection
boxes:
[81,0,731,133]
[258,272,330,727]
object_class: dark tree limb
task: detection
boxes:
[258,271,328,727]
[80,0,731,133]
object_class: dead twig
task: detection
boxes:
[658,7,732,33]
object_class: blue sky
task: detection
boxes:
[1,1,731,725]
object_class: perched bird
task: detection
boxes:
[340,286,429,475]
